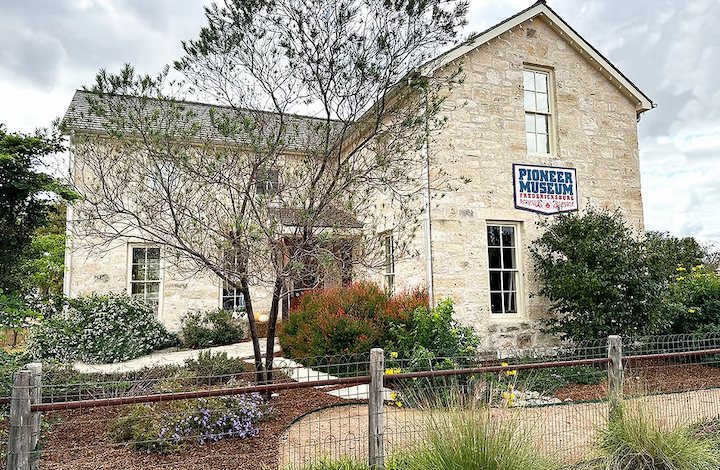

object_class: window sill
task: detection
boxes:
[488,314,527,323]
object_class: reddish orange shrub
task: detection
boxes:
[278,282,427,359]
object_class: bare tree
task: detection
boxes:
[65,0,467,382]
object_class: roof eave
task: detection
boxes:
[421,1,655,114]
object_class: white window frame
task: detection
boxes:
[486,222,524,318]
[220,282,246,312]
[127,244,163,316]
[383,233,395,296]
[523,67,555,156]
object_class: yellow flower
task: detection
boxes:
[385,368,401,375]
[676,276,685,281]
[676,267,686,272]
[390,392,397,401]
[390,351,398,359]
[688,309,696,313]
[396,401,403,408]
[501,362,509,368]
[506,369,517,376]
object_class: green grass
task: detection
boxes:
[596,402,720,470]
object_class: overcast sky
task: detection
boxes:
[1,0,718,245]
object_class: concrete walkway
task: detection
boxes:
[73,340,281,374]
[272,357,393,401]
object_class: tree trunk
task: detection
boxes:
[264,275,284,388]
[240,277,265,384]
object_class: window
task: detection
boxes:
[130,246,161,312]
[222,282,246,311]
[383,233,395,295]
[487,224,520,315]
[221,250,246,311]
[255,168,279,195]
[523,69,552,154]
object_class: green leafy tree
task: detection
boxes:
[645,231,707,281]
[0,124,75,292]
[664,266,720,334]
[530,208,667,341]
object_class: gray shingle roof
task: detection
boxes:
[62,90,344,151]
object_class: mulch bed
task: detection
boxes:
[553,362,720,402]
[37,387,349,470]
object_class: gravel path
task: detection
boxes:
[279,388,720,467]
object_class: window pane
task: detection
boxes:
[131,283,145,296]
[525,113,536,132]
[524,91,536,111]
[502,271,517,291]
[526,133,536,153]
[536,114,548,134]
[131,263,144,281]
[487,226,501,246]
[537,134,549,154]
[146,262,160,281]
[489,271,501,291]
[504,292,518,313]
[523,71,535,91]
[488,248,501,269]
[147,247,160,261]
[536,92,549,113]
[146,283,160,295]
[490,293,503,314]
[502,248,516,269]
[501,226,515,247]
[132,248,145,264]
[535,72,548,92]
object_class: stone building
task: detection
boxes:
[63,1,653,346]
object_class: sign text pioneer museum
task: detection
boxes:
[513,163,578,215]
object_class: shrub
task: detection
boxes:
[28,293,177,363]
[597,403,720,470]
[184,351,251,379]
[279,283,426,359]
[663,266,720,334]
[530,208,669,341]
[110,393,265,453]
[398,404,555,470]
[180,309,247,348]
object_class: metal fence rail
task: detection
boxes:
[6,334,720,469]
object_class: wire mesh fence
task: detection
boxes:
[5,334,720,469]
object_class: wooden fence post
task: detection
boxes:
[26,363,42,470]
[6,369,32,470]
[368,348,385,469]
[608,335,623,420]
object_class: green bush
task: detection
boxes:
[279,283,427,359]
[180,309,247,348]
[597,403,720,470]
[663,266,720,334]
[184,351,251,379]
[530,208,669,341]
[28,293,177,363]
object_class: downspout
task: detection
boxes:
[421,83,435,308]
[62,134,74,297]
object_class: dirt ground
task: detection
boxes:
[279,388,720,467]
[35,387,350,470]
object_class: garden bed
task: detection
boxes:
[35,387,350,470]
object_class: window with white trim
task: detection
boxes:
[383,233,395,296]
[487,224,520,315]
[221,250,246,311]
[130,246,161,312]
[255,167,279,196]
[523,69,552,154]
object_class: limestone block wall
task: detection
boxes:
[427,17,645,348]
[66,235,275,332]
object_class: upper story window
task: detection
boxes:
[129,245,161,312]
[487,223,521,315]
[255,167,279,196]
[523,69,552,154]
[221,250,246,311]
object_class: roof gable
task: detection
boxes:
[421,0,654,115]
